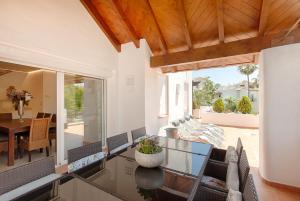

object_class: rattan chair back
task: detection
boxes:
[28,118,50,151]
[107,132,128,155]
[239,150,250,192]
[243,174,259,201]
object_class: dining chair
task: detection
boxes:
[0,113,11,154]
[0,113,12,121]
[19,118,51,162]
[49,114,56,147]
[67,141,104,173]
[190,174,258,201]
[44,113,52,118]
[107,132,129,158]
[0,133,8,154]
[36,112,45,118]
[131,127,147,145]
[200,150,250,194]
[209,137,243,164]
[0,157,61,201]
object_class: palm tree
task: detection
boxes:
[238,64,258,97]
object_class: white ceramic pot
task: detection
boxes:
[135,149,164,168]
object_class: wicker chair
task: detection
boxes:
[239,150,250,192]
[191,174,258,201]
[0,113,12,154]
[36,112,45,118]
[0,157,61,201]
[44,113,52,118]
[68,141,102,164]
[19,118,51,162]
[201,150,250,193]
[131,127,146,145]
[49,114,56,147]
[210,137,243,163]
[67,141,104,174]
[0,132,8,153]
[107,132,129,158]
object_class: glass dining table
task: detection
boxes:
[13,137,213,201]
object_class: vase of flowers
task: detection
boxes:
[135,138,164,168]
[6,86,32,122]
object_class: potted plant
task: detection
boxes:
[135,139,164,168]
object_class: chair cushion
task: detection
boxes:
[201,175,226,190]
[226,162,239,191]
[225,146,239,163]
[226,189,242,201]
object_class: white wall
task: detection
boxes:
[106,41,148,138]
[42,71,57,113]
[259,43,300,187]
[0,0,118,77]
[168,71,193,122]
[145,62,169,136]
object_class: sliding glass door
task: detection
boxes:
[63,74,105,159]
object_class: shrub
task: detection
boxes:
[237,96,252,114]
[225,97,237,112]
[213,98,224,113]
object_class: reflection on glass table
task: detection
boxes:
[86,156,195,201]
[151,136,212,156]
[119,147,206,177]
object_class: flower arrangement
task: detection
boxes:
[137,138,162,154]
[6,86,33,110]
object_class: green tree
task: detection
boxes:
[64,84,84,120]
[213,98,224,113]
[238,64,258,97]
[197,79,218,106]
[237,96,252,114]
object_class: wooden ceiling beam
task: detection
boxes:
[145,0,168,54]
[161,54,255,73]
[177,0,192,49]
[216,0,225,43]
[151,28,300,67]
[258,0,270,36]
[111,0,140,48]
[81,0,121,52]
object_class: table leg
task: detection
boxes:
[7,129,15,166]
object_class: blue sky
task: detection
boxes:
[192,66,259,85]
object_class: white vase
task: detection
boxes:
[135,149,164,168]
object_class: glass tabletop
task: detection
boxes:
[119,147,207,177]
[151,136,212,156]
[86,156,196,201]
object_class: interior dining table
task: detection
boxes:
[0,118,56,166]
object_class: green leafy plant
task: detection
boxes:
[193,78,219,106]
[224,97,237,113]
[137,139,162,154]
[237,96,252,114]
[213,98,224,113]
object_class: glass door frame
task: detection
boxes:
[56,71,107,166]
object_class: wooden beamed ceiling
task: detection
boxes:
[82,0,300,72]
